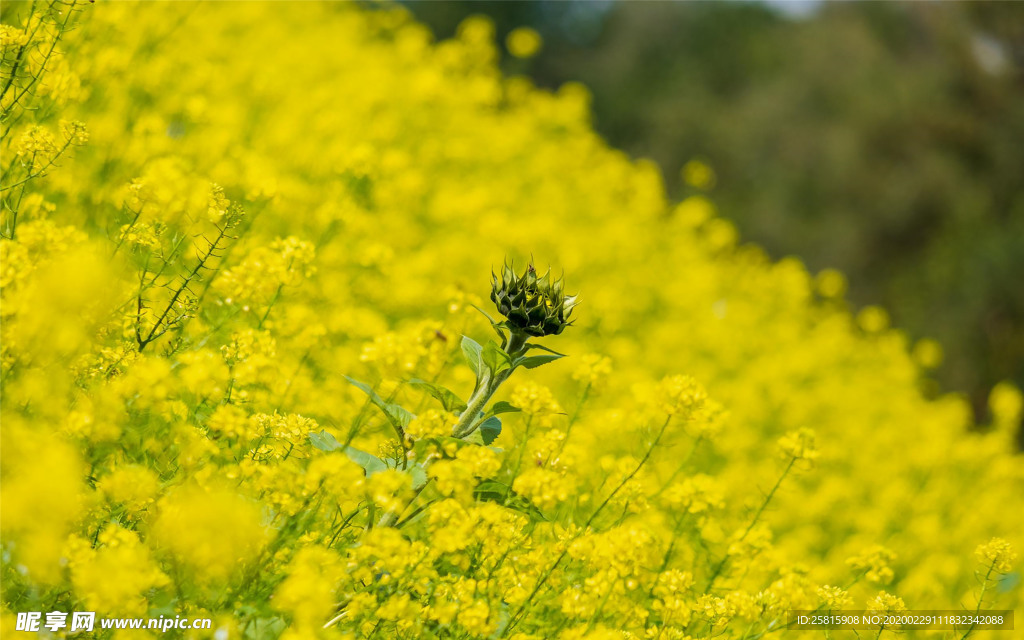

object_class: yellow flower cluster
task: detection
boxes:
[572,353,613,388]
[975,538,1018,574]
[846,545,898,585]
[66,526,170,615]
[1,3,1021,639]
[776,427,820,465]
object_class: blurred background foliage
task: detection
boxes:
[405,0,1024,426]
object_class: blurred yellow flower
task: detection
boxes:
[506,26,542,59]
[150,484,268,583]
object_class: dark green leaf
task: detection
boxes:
[525,343,567,357]
[488,401,521,416]
[515,354,564,369]
[473,479,510,501]
[493,322,510,342]
[408,378,467,413]
[471,304,510,344]
[479,416,502,445]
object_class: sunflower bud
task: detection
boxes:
[490,262,578,337]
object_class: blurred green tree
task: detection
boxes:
[406,1,1024,429]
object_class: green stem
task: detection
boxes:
[742,457,796,539]
[507,415,535,495]
[505,326,529,357]
[704,456,796,591]
[651,434,704,500]
[565,382,591,439]
[378,330,532,527]
[499,415,673,638]
[376,481,429,528]
[960,562,996,640]
[452,330,528,438]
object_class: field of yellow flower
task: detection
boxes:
[1,2,1021,639]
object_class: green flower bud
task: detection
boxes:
[490,262,578,337]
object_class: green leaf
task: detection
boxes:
[462,416,503,446]
[474,479,510,501]
[471,304,510,344]
[525,343,567,357]
[408,378,467,413]
[488,401,521,416]
[412,435,471,459]
[479,416,502,445]
[345,376,414,432]
[461,336,483,376]
[386,404,414,430]
[492,323,509,345]
[508,496,549,522]
[344,446,388,476]
[408,462,429,490]
[469,303,497,324]
[474,480,548,522]
[309,430,343,452]
[492,604,513,640]
[515,354,564,369]
[243,617,287,640]
[344,375,380,401]
[482,340,513,374]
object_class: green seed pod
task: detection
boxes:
[490,262,578,337]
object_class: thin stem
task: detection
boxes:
[499,415,674,638]
[376,481,429,529]
[704,456,797,591]
[960,562,996,640]
[257,283,285,329]
[451,329,529,439]
[506,415,535,498]
[651,434,705,500]
[565,382,591,438]
[585,415,672,529]
[2,2,78,132]
[110,204,144,257]
[744,576,863,640]
[452,368,493,438]
[137,223,231,351]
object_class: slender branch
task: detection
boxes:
[136,223,231,351]
[499,415,673,638]
[564,381,591,440]
[585,415,673,529]
[110,203,144,257]
[703,456,796,591]
[650,435,705,500]
[0,1,41,104]
[2,1,77,121]
[960,562,996,640]
[1,137,75,192]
